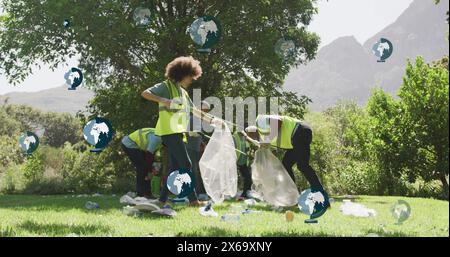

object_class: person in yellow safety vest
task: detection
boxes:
[121,128,162,199]
[241,115,330,210]
[233,127,254,200]
[141,56,225,207]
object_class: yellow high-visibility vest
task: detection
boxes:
[256,115,301,149]
[233,133,250,165]
[155,80,191,136]
[128,128,155,151]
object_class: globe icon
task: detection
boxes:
[133,7,152,28]
[390,200,411,224]
[83,117,114,153]
[64,67,83,90]
[19,131,39,155]
[371,38,393,62]
[63,19,70,28]
[298,188,328,222]
[274,38,296,60]
[166,168,196,198]
[188,16,222,53]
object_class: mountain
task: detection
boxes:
[284,0,449,111]
[0,85,94,115]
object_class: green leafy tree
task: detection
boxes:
[368,57,449,197]
[0,0,319,134]
[399,57,449,195]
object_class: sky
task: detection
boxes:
[0,0,414,94]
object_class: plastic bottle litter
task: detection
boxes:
[92,193,102,197]
[241,209,261,215]
[221,214,240,222]
[122,206,143,217]
[339,200,377,217]
[285,211,295,222]
[85,201,100,210]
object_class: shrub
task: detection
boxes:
[0,165,25,194]
[22,151,45,184]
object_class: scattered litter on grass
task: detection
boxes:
[134,202,160,212]
[119,195,159,205]
[92,193,102,197]
[244,199,257,206]
[85,201,100,210]
[122,206,143,217]
[285,211,294,222]
[339,200,376,217]
[152,207,176,217]
[199,201,219,217]
[221,214,240,222]
[241,209,261,215]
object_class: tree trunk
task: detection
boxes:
[439,171,449,199]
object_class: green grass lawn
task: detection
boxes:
[0,194,448,237]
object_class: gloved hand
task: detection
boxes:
[210,117,225,128]
[169,98,183,110]
[188,131,200,137]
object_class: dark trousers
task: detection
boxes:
[121,143,153,197]
[188,148,206,195]
[282,123,324,191]
[159,133,198,203]
[238,164,252,197]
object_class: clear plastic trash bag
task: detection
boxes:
[199,123,238,204]
[251,147,299,207]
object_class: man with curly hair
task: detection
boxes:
[141,56,223,207]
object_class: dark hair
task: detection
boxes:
[165,56,203,82]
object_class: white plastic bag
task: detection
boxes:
[199,123,238,204]
[339,200,377,217]
[251,148,299,207]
